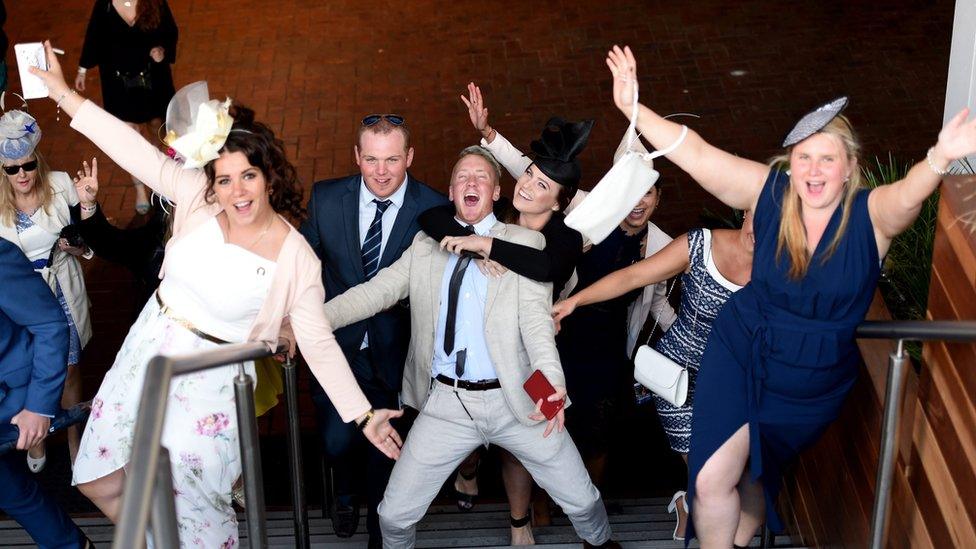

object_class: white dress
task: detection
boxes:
[73,218,276,548]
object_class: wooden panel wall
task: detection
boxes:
[783,174,976,548]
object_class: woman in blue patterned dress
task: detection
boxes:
[0,110,93,471]
[553,214,753,540]
[606,45,976,548]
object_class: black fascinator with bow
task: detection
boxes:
[530,117,595,190]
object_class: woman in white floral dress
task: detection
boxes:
[32,42,404,548]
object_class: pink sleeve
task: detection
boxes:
[288,267,372,423]
[69,100,207,204]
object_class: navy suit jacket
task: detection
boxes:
[300,173,447,391]
[0,239,69,422]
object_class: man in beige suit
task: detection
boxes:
[325,146,617,549]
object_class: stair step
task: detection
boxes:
[0,499,808,548]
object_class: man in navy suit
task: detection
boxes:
[300,114,447,547]
[0,238,88,547]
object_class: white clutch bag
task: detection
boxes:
[565,84,686,245]
[634,345,688,407]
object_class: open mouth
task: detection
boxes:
[627,207,646,219]
[806,181,825,196]
[517,188,532,201]
[233,200,253,214]
[463,192,480,207]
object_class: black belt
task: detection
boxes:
[435,374,501,391]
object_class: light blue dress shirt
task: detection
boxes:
[431,213,499,382]
[358,176,409,348]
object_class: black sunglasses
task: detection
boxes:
[362,114,405,127]
[3,160,38,175]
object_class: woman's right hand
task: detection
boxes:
[361,409,405,460]
[74,72,86,92]
[73,158,99,206]
[551,298,578,333]
[606,45,638,115]
[460,82,493,141]
[29,41,72,101]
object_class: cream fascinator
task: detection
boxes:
[0,110,42,161]
[163,81,233,169]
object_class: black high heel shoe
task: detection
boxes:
[452,463,479,512]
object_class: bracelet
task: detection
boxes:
[356,409,375,431]
[78,67,87,75]
[55,90,77,122]
[80,203,97,213]
[926,147,950,176]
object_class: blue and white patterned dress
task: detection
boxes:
[15,210,82,365]
[652,228,742,453]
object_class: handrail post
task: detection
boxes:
[150,448,180,549]
[283,356,310,549]
[235,366,268,549]
[869,339,909,549]
[113,356,175,549]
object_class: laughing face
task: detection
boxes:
[620,186,660,231]
[211,151,273,226]
[788,132,854,212]
[512,164,562,215]
[448,154,501,225]
[2,154,39,197]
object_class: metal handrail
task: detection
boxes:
[112,342,309,549]
[853,320,976,549]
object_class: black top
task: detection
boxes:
[71,202,167,293]
[418,204,583,297]
[79,0,178,122]
[557,225,646,404]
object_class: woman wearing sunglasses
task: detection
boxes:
[0,109,92,473]
[31,42,403,547]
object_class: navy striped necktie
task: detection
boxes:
[361,199,392,279]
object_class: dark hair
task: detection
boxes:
[135,0,163,31]
[555,182,574,212]
[202,104,306,224]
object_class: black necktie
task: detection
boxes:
[443,225,475,376]
[361,199,392,279]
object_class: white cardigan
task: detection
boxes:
[0,171,92,348]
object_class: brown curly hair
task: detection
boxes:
[202,104,306,224]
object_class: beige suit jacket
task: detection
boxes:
[325,222,565,426]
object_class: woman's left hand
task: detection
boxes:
[933,107,976,165]
[73,158,99,206]
[362,409,405,460]
[440,235,492,258]
[149,47,165,63]
[476,258,507,278]
[58,238,87,257]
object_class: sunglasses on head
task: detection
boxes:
[362,114,405,127]
[3,160,38,175]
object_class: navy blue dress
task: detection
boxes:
[686,169,880,537]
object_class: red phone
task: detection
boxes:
[523,370,564,420]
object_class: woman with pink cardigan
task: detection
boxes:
[31,42,403,547]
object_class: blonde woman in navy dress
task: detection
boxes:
[606,45,976,548]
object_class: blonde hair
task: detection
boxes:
[770,115,863,279]
[0,150,54,227]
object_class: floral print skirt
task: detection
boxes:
[73,295,255,548]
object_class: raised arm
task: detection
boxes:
[461,82,532,179]
[32,41,201,203]
[607,46,768,210]
[552,233,690,330]
[869,108,976,256]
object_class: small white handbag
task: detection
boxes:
[565,83,687,245]
[633,239,709,408]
